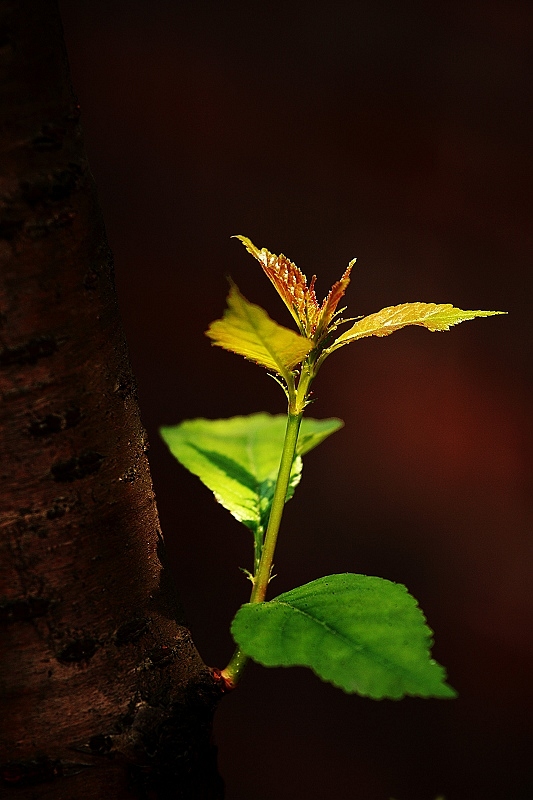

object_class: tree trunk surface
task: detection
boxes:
[0,2,225,797]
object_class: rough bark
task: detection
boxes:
[0,2,224,797]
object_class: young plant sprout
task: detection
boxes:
[161,237,504,700]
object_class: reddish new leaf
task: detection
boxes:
[234,236,355,341]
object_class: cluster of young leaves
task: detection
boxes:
[161,237,503,700]
[204,236,501,405]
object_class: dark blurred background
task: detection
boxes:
[59,2,532,798]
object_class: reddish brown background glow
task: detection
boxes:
[60,3,532,798]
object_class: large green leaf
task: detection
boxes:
[160,413,343,536]
[231,573,456,699]
[205,282,313,376]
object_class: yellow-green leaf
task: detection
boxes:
[160,413,343,537]
[206,282,313,376]
[329,302,505,351]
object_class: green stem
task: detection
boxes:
[250,410,303,603]
[221,409,304,687]
[221,363,315,688]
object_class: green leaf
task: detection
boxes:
[231,573,456,699]
[329,302,505,351]
[205,282,313,377]
[160,414,343,536]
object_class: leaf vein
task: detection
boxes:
[272,599,417,677]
